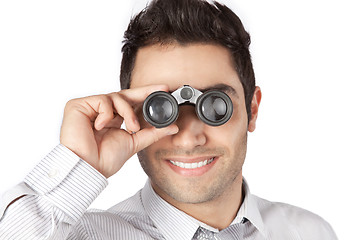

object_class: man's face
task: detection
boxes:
[131,43,249,204]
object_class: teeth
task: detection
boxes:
[169,157,215,169]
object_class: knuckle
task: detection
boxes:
[118,89,128,95]
[64,98,78,112]
[98,94,110,105]
[117,90,132,103]
[110,91,123,100]
[65,98,75,107]
[113,94,134,115]
[97,95,113,112]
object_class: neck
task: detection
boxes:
[153,174,243,230]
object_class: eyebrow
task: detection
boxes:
[198,83,239,98]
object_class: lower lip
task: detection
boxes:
[165,157,218,177]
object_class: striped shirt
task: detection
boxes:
[0,145,337,239]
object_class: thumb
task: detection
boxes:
[131,125,179,153]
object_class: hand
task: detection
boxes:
[60,85,179,178]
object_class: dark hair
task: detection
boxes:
[120,0,255,122]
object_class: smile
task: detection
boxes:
[169,157,215,169]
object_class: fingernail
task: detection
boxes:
[96,122,104,130]
[167,127,179,135]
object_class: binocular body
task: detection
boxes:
[143,85,233,128]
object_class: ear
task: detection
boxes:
[248,86,262,132]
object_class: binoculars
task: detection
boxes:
[143,85,233,128]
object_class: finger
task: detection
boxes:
[130,125,179,153]
[89,96,115,130]
[109,93,140,132]
[119,84,169,105]
[102,114,124,129]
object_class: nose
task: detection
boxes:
[171,105,207,149]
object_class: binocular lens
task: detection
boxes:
[143,86,233,128]
[201,95,227,122]
[143,91,178,128]
[147,97,174,123]
[196,91,232,126]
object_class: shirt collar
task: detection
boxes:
[235,178,266,236]
[141,178,266,239]
[141,180,199,240]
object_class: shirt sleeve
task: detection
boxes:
[0,144,108,239]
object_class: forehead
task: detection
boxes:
[130,43,244,97]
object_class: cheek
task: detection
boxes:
[210,102,248,148]
[223,100,248,134]
[201,103,247,147]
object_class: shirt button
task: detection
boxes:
[48,168,59,178]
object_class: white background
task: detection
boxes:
[0,0,359,239]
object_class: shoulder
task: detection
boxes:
[84,190,150,225]
[251,194,338,239]
[72,190,162,239]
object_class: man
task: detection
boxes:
[0,0,337,239]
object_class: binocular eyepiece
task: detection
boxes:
[143,85,233,128]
